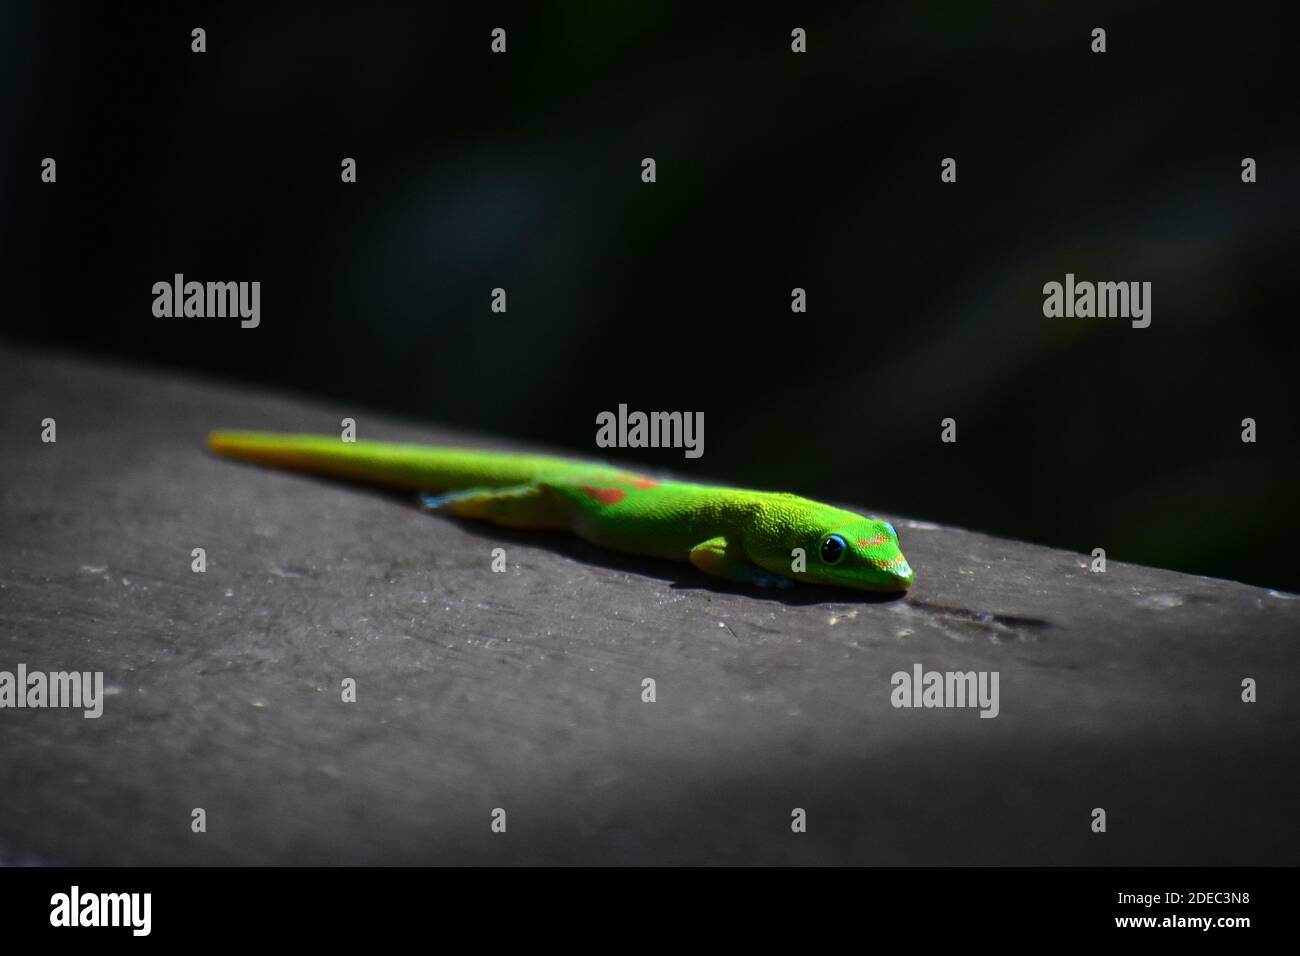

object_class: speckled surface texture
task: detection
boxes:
[1,345,1297,865]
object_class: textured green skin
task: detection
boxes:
[208,431,913,592]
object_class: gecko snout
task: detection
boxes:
[882,557,914,590]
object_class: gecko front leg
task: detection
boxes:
[689,536,794,589]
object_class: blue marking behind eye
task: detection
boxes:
[884,522,897,538]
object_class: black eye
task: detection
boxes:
[821,534,846,564]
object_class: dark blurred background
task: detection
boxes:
[3,1,1296,591]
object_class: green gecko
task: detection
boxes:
[207,431,914,593]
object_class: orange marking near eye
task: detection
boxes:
[857,536,889,548]
[581,486,626,505]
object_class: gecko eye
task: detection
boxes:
[820,534,847,564]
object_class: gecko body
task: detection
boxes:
[208,432,913,592]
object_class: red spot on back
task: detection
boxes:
[619,473,660,489]
[581,485,626,505]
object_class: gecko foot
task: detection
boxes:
[420,489,487,511]
[751,569,795,589]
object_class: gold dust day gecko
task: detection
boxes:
[207,431,914,593]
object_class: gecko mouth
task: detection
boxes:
[886,558,913,579]
[866,558,913,591]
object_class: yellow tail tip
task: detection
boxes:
[207,431,238,455]
[207,430,273,457]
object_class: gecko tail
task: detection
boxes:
[208,430,592,493]
[208,430,434,490]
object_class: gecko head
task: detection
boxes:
[809,520,913,592]
[751,500,913,592]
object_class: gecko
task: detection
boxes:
[207,431,914,593]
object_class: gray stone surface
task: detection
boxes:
[1,345,1297,865]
